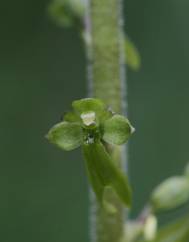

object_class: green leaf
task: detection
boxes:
[72,98,106,118]
[151,176,189,212]
[102,114,135,145]
[46,121,83,151]
[125,35,141,71]
[82,141,132,207]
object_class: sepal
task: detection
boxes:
[46,121,83,151]
[102,114,135,145]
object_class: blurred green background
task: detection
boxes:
[1,0,189,241]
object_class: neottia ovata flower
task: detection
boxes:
[47,98,135,208]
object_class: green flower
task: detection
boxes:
[47,98,134,208]
[48,0,85,27]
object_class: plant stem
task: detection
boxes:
[84,0,128,242]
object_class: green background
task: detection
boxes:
[1,0,189,241]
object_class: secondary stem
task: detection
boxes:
[85,0,128,242]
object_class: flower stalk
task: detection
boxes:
[85,0,128,242]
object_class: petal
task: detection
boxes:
[46,121,83,151]
[102,114,134,145]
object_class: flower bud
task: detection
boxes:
[151,176,189,211]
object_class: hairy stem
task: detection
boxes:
[85,0,128,242]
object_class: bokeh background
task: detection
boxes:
[1,0,189,241]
